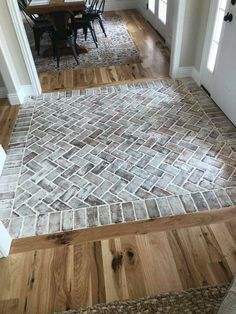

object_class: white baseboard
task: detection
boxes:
[176,66,193,78]
[176,67,201,85]
[105,0,136,11]
[0,146,12,258]
[22,84,35,98]
[165,35,172,49]
[8,90,24,105]
[0,222,12,258]
[8,84,35,105]
[0,145,6,176]
[191,67,201,85]
[0,87,7,98]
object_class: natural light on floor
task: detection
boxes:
[159,0,168,24]
[207,0,228,72]
[149,0,155,13]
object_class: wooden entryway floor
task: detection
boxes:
[0,99,19,151]
[39,10,170,93]
[0,217,236,314]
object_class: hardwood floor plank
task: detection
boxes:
[1,219,236,314]
[145,232,183,293]
[210,223,236,258]
[0,299,19,314]
[0,99,19,151]
[72,243,94,308]
[102,239,129,302]
[121,236,147,300]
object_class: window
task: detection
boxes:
[158,0,168,24]
[207,0,228,72]
[149,0,155,14]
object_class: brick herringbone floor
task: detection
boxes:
[1,79,236,238]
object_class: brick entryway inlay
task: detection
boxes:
[1,79,236,238]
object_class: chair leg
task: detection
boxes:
[33,29,41,56]
[83,26,88,41]
[88,25,98,48]
[98,17,107,37]
[92,21,98,42]
[74,29,79,54]
[54,37,60,68]
[52,41,56,59]
[67,36,79,65]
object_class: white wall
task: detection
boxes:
[194,0,211,72]
[180,0,211,71]
[0,73,4,88]
[105,0,136,11]
[0,0,39,104]
[0,1,30,86]
[0,73,7,98]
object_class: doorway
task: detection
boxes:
[201,0,236,126]
[6,0,186,95]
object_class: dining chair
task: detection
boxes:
[49,11,79,68]
[86,0,107,38]
[73,13,98,49]
[18,0,54,56]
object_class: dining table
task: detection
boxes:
[25,0,86,15]
[25,0,88,56]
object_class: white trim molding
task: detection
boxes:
[0,145,6,176]
[175,66,201,85]
[7,0,41,98]
[105,0,136,11]
[0,222,12,258]
[169,0,186,78]
[8,85,35,105]
[199,0,217,92]
[0,25,22,105]
[176,66,193,78]
[0,87,7,98]
[192,67,201,85]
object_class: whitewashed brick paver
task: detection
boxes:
[1,79,236,238]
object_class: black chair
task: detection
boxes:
[49,11,79,68]
[18,0,54,56]
[73,0,107,48]
[85,0,107,38]
[73,13,98,49]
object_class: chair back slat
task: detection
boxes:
[90,0,105,14]
[97,0,105,13]
[17,0,40,23]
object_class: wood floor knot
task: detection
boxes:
[126,248,135,265]
[112,253,123,272]
[47,233,71,245]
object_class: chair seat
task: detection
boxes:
[74,18,90,25]
[33,20,52,29]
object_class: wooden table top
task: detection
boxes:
[26,0,85,15]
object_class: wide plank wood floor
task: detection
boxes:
[0,99,19,151]
[39,9,170,93]
[0,218,236,314]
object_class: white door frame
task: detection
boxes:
[169,0,186,78]
[199,0,215,89]
[6,0,41,98]
[199,0,230,91]
[0,222,12,258]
